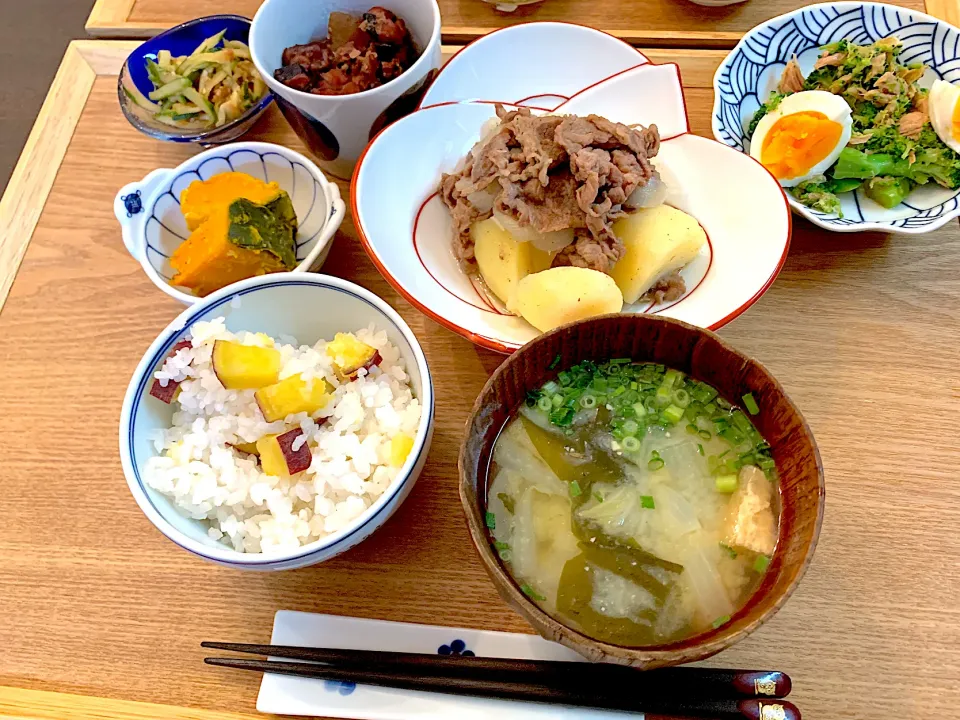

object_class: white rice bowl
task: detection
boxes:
[143,316,422,554]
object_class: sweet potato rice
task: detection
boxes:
[143,317,422,553]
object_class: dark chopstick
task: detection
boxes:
[205,656,799,719]
[201,641,790,700]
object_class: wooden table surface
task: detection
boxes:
[0,37,959,720]
[85,0,956,47]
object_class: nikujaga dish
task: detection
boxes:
[440,106,707,333]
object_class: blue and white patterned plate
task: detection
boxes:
[114,142,345,304]
[712,1,960,233]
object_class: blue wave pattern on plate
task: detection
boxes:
[144,148,329,281]
[713,2,960,230]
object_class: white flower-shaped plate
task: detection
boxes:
[420,21,648,112]
[713,1,960,233]
[355,63,792,353]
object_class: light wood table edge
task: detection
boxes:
[0,41,132,315]
[84,0,960,42]
[0,685,262,720]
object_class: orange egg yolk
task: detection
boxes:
[951,97,960,140]
[760,111,843,180]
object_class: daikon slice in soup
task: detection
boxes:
[485,359,780,646]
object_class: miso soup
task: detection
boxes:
[485,359,780,646]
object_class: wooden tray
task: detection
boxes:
[0,39,958,720]
[85,0,959,47]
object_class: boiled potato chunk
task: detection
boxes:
[257,428,311,477]
[610,205,707,304]
[255,373,334,422]
[326,332,381,381]
[211,340,281,390]
[472,217,554,310]
[514,267,623,332]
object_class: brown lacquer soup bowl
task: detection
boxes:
[458,314,824,668]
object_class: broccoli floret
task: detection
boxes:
[911,146,960,188]
[791,179,844,217]
[747,92,786,138]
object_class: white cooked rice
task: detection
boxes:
[143,317,421,554]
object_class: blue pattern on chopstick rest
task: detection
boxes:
[324,680,357,696]
[437,639,475,657]
[122,190,143,217]
[713,2,960,231]
[142,147,329,280]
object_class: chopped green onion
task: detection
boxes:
[552,394,563,408]
[611,357,631,364]
[655,385,673,407]
[698,429,712,440]
[622,419,639,436]
[593,492,603,503]
[685,422,699,435]
[758,457,776,471]
[662,369,682,389]
[672,388,691,408]
[557,371,571,386]
[548,354,561,370]
[711,615,731,629]
[569,480,582,498]
[543,380,560,395]
[494,541,510,552]
[485,512,496,529]
[704,402,717,415]
[537,396,552,412]
[497,493,515,514]
[715,474,738,493]
[754,554,771,573]
[697,443,704,456]
[579,394,597,409]
[742,392,760,415]
[621,436,641,453]
[648,457,665,472]
[716,397,732,410]
[630,382,638,390]
[662,404,685,425]
[612,385,627,398]
[732,411,753,434]
[633,402,647,417]
[520,584,546,602]
[720,543,737,558]
[640,495,656,509]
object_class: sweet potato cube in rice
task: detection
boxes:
[257,429,311,477]
[254,374,334,422]
[148,339,193,404]
[389,432,415,467]
[211,340,282,390]
[326,332,381,381]
[231,441,260,456]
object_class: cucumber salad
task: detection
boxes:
[125,30,268,130]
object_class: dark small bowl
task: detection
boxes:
[459,314,824,669]
[118,15,274,144]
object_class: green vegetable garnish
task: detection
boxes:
[754,554,771,573]
[569,480,583,498]
[712,615,731,629]
[742,393,760,415]
[521,584,546,602]
[720,543,738,559]
[697,443,704,456]
[640,495,656,509]
[715,474,739,493]
[485,511,496,530]
[494,541,510,552]
[549,354,561,370]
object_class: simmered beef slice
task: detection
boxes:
[439,105,660,270]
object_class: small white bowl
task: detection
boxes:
[119,273,434,570]
[713,1,960,233]
[114,142,345,305]
[420,21,649,111]
[353,63,791,353]
[250,0,442,179]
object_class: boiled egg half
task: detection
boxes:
[929,79,960,154]
[750,90,853,187]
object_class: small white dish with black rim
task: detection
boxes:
[354,62,792,353]
[114,141,345,304]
